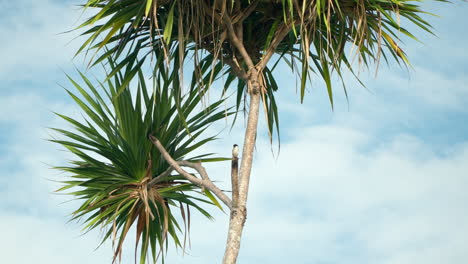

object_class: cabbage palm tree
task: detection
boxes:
[71,0,445,263]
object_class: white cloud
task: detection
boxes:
[369,66,468,111]
[0,212,114,264]
[0,0,82,80]
[236,126,468,264]
[0,92,81,214]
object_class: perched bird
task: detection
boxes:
[232,144,239,158]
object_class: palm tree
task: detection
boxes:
[52,59,232,263]
[70,0,445,263]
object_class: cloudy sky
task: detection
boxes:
[1,1,467,263]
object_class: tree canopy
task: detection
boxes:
[77,0,439,141]
[54,0,447,263]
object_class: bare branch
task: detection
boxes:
[257,23,293,70]
[231,144,239,207]
[202,1,255,69]
[149,135,232,210]
[148,167,174,186]
[232,0,260,24]
[200,42,248,80]
[222,14,255,69]
[232,0,260,43]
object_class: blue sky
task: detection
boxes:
[1,1,467,263]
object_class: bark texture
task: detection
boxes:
[222,75,262,264]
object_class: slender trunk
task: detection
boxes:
[223,75,262,263]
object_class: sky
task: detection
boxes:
[0,1,467,263]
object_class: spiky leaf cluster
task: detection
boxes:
[77,0,443,142]
[52,59,230,263]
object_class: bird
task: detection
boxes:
[232,144,239,158]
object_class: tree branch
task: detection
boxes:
[232,0,260,44]
[222,14,255,69]
[257,23,293,70]
[148,167,174,186]
[232,0,260,24]
[199,41,248,80]
[149,135,232,210]
[202,1,255,69]
[231,145,239,207]
[223,88,261,264]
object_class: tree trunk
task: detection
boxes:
[223,74,262,263]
